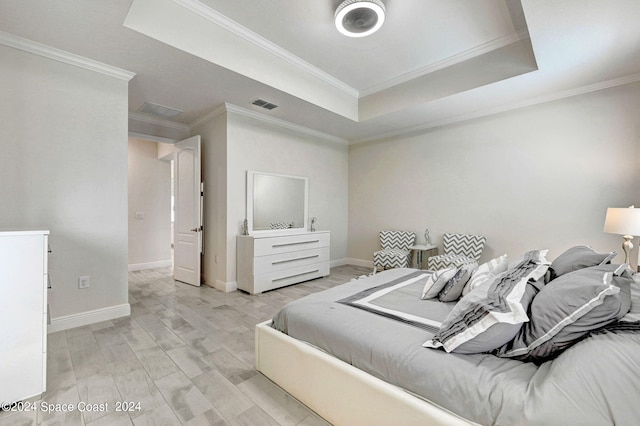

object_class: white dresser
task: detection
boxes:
[237,231,330,294]
[0,229,49,404]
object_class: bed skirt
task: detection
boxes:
[255,321,477,426]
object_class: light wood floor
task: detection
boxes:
[0,265,371,426]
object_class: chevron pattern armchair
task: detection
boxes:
[427,233,486,271]
[373,231,416,274]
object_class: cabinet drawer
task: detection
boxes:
[253,262,330,293]
[254,247,329,275]
[254,232,330,256]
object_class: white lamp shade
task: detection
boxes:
[603,207,640,236]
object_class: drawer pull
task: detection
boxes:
[272,240,320,248]
[47,275,52,289]
[272,255,319,265]
[272,269,320,282]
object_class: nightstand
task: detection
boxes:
[409,244,438,270]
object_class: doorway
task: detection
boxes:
[127,137,174,272]
[127,135,202,287]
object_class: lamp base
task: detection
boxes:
[622,235,634,265]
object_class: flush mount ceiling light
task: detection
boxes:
[335,0,386,38]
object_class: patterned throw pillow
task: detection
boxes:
[420,267,458,300]
[438,263,478,302]
[462,254,508,296]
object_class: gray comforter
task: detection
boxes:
[271,268,640,426]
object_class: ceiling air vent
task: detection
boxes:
[138,101,183,119]
[252,98,278,110]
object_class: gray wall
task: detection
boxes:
[193,111,228,289]
[349,82,640,267]
[0,44,129,321]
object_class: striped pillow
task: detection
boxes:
[438,263,478,302]
[420,267,458,300]
[424,250,550,354]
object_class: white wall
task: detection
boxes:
[226,111,349,284]
[194,107,349,289]
[128,137,172,270]
[0,44,130,324]
[349,82,640,267]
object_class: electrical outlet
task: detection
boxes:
[78,276,90,289]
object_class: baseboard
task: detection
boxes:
[128,259,172,271]
[203,279,237,292]
[344,258,374,268]
[48,303,131,333]
[330,258,349,268]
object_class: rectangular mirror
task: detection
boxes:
[246,170,308,234]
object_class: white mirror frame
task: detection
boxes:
[246,170,309,235]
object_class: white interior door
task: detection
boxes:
[174,135,202,286]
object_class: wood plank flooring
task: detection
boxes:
[0,265,370,426]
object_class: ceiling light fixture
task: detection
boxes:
[335,0,386,38]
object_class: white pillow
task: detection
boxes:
[462,254,508,296]
[421,267,458,300]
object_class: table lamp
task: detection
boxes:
[603,206,640,265]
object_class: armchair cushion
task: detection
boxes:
[428,253,478,270]
[373,231,416,271]
[427,233,486,271]
[373,248,412,269]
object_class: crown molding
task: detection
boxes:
[172,0,358,98]
[0,31,135,81]
[129,111,191,131]
[128,132,177,144]
[189,104,228,131]
[360,29,530,97]
[222,103,349,145]
[352,71,640,145]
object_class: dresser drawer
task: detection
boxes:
[253,262,330,293]
[236,231,331,294]
[254,232,330,256]
[254,247,329,275]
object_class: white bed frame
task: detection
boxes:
[255,321,478,426]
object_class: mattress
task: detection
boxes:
[271,268,640,425]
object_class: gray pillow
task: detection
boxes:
[621,273,640,322]
[438,263,477,302]
[496,263,633,363]
[424,250,550,354]
[420,267,457,300]
[549,245,616,281]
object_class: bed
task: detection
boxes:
[255,248,640,426]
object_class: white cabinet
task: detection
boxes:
[0,229,49,404]
[237,231,330,294]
